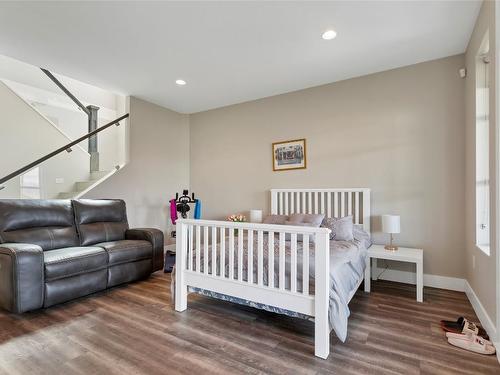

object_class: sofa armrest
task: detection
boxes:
[0,243,44,313]
[125,228,164,272]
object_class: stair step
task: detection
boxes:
[90,170,110,180]
[58,192,79,199]
[75,180,97,191]
[58,170,114,199]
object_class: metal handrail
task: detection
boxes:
[40,68,90,115]
[0,113,129,187]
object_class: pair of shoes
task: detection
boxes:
[446,332,496,355]
[440,317,489,339]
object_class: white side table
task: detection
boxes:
[364,245,424,302]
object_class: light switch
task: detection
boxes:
[55,178,64,184]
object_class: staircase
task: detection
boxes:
[57,169,116,199]
[0,56,128,199]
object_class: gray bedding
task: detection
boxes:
[175,226,371,342]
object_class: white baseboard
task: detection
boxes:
[372,266,465,292]
[496,341,500,364]
[373,267,497,336]
[464,281,497,343]
[373,267,499,363]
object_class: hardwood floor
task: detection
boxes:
[0,273,498,375]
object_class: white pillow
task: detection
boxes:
[321,216,354,241]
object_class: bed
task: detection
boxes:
[175,188,371,359]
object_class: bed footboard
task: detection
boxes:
[174,219,331,359]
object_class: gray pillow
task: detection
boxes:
[262,214,288,225]
[262,214,324,243]
[287,213,325,226]
[321,216,354,241]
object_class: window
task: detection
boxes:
[475,31,490,255]
[20,167,41,199]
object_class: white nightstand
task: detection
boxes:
[364,244,424,302]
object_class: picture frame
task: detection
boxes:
[272,138,306,171]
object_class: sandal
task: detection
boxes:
[447,333,496,355]
[440,317,488,339]
[446,332,492,346]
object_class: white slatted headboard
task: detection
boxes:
[270,188,371,233]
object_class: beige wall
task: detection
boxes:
[190,55,466,278]
[84,97,190,243]
[464,0,497,326]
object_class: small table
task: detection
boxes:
[364,244,424,302]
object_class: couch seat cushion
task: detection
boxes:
[44,247,108,281]
[95,240,152,266]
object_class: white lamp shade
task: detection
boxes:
[249,209,263,223]
[382,215,400,234]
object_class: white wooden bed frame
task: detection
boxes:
[175,188,371,359]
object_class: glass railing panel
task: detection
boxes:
[0,52,129,199]
[0,176,22,200]
[0,55,89,144]
[0,53,128,172]
[0,119,128,200]
[97,115,128,171]
[0,139,89,200]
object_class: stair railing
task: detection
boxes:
[41,68,101,171]
[0,113,129,190]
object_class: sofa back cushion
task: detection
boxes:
[0,200,79,251]
[72,199,129,246]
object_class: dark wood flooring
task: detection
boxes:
[0,272,498,374]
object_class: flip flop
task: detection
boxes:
[447,333,496,355]
[440,317,488,339]
[446,332,493,346]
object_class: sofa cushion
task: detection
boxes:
[107,259,152,288]
[44,269,107,308]
[44,246,108,281]
[95,240,152,266]
[0,200,79,251]
[72,199,129,246]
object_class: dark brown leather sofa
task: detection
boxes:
[0,199,164,313]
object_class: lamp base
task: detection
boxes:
[384,245,399,251]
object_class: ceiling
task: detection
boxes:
[0,1,481,114]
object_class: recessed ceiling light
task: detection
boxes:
[322,30,337,40]
[175,79,186,86]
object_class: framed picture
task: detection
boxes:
[272,138,306,171]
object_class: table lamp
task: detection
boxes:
[249,209,263,223]
[382,215,400,251]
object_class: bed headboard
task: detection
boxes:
[270,188,371,233]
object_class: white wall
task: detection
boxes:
[0,81,90,199]
[83,97,190,243]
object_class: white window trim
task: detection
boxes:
[475,30,490,255]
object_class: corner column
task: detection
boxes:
[87,105,100,172]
